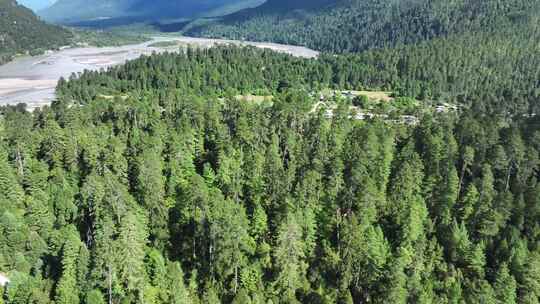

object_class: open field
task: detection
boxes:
[348,90,394,102]
[235,94,273,103]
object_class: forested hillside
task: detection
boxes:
[0,0,72,64]
[241,0,334,12]
[188,0,540,53]
[40,0,265,25]
[0,46,538,303]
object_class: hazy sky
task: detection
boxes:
[18,0,55,11]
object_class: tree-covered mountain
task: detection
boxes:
[39,0,265,24]
[241,0,334,12]
[0,0,72,64]
[132,0,265,20]
[187,0,540,53]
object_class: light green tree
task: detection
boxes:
[494,263,517,304]
[273,213,307,302]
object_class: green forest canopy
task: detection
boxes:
[0,46,538,303]
[1,0,540,302]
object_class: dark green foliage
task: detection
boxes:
[0,0,72,64]
[188,0,540,53]
[57,39,540,116]
[0,46,539,303]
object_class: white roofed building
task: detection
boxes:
[0,273,9,287]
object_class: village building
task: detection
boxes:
[0,273,9,287]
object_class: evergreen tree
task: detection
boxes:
[55,226,83,304]
[494,263,517,304]
[273,213,307,302]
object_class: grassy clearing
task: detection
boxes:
[350,90,394,102]
[97,94,128,100]
[235,94,273,105]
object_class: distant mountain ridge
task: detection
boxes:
[39,0,141,23]
[39,0,266,24]
[244,0,333,12]
[0,0,71,64]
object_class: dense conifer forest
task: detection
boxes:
[1,0,540,303]
[0,0,72,64]
[187,0,540,53]
[0,46,539,303]
[57,43,540,116]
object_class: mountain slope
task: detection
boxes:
[242,0,334,12]
[39,0,139,23]
[187,0,540,53]
[0,0,72,64]
[39,0,266,24]
[132,0,262,19]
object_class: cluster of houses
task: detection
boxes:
[316,90,366,101]
[310,90,461,125]
[435,102,459,113]
[313,101,420,125]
